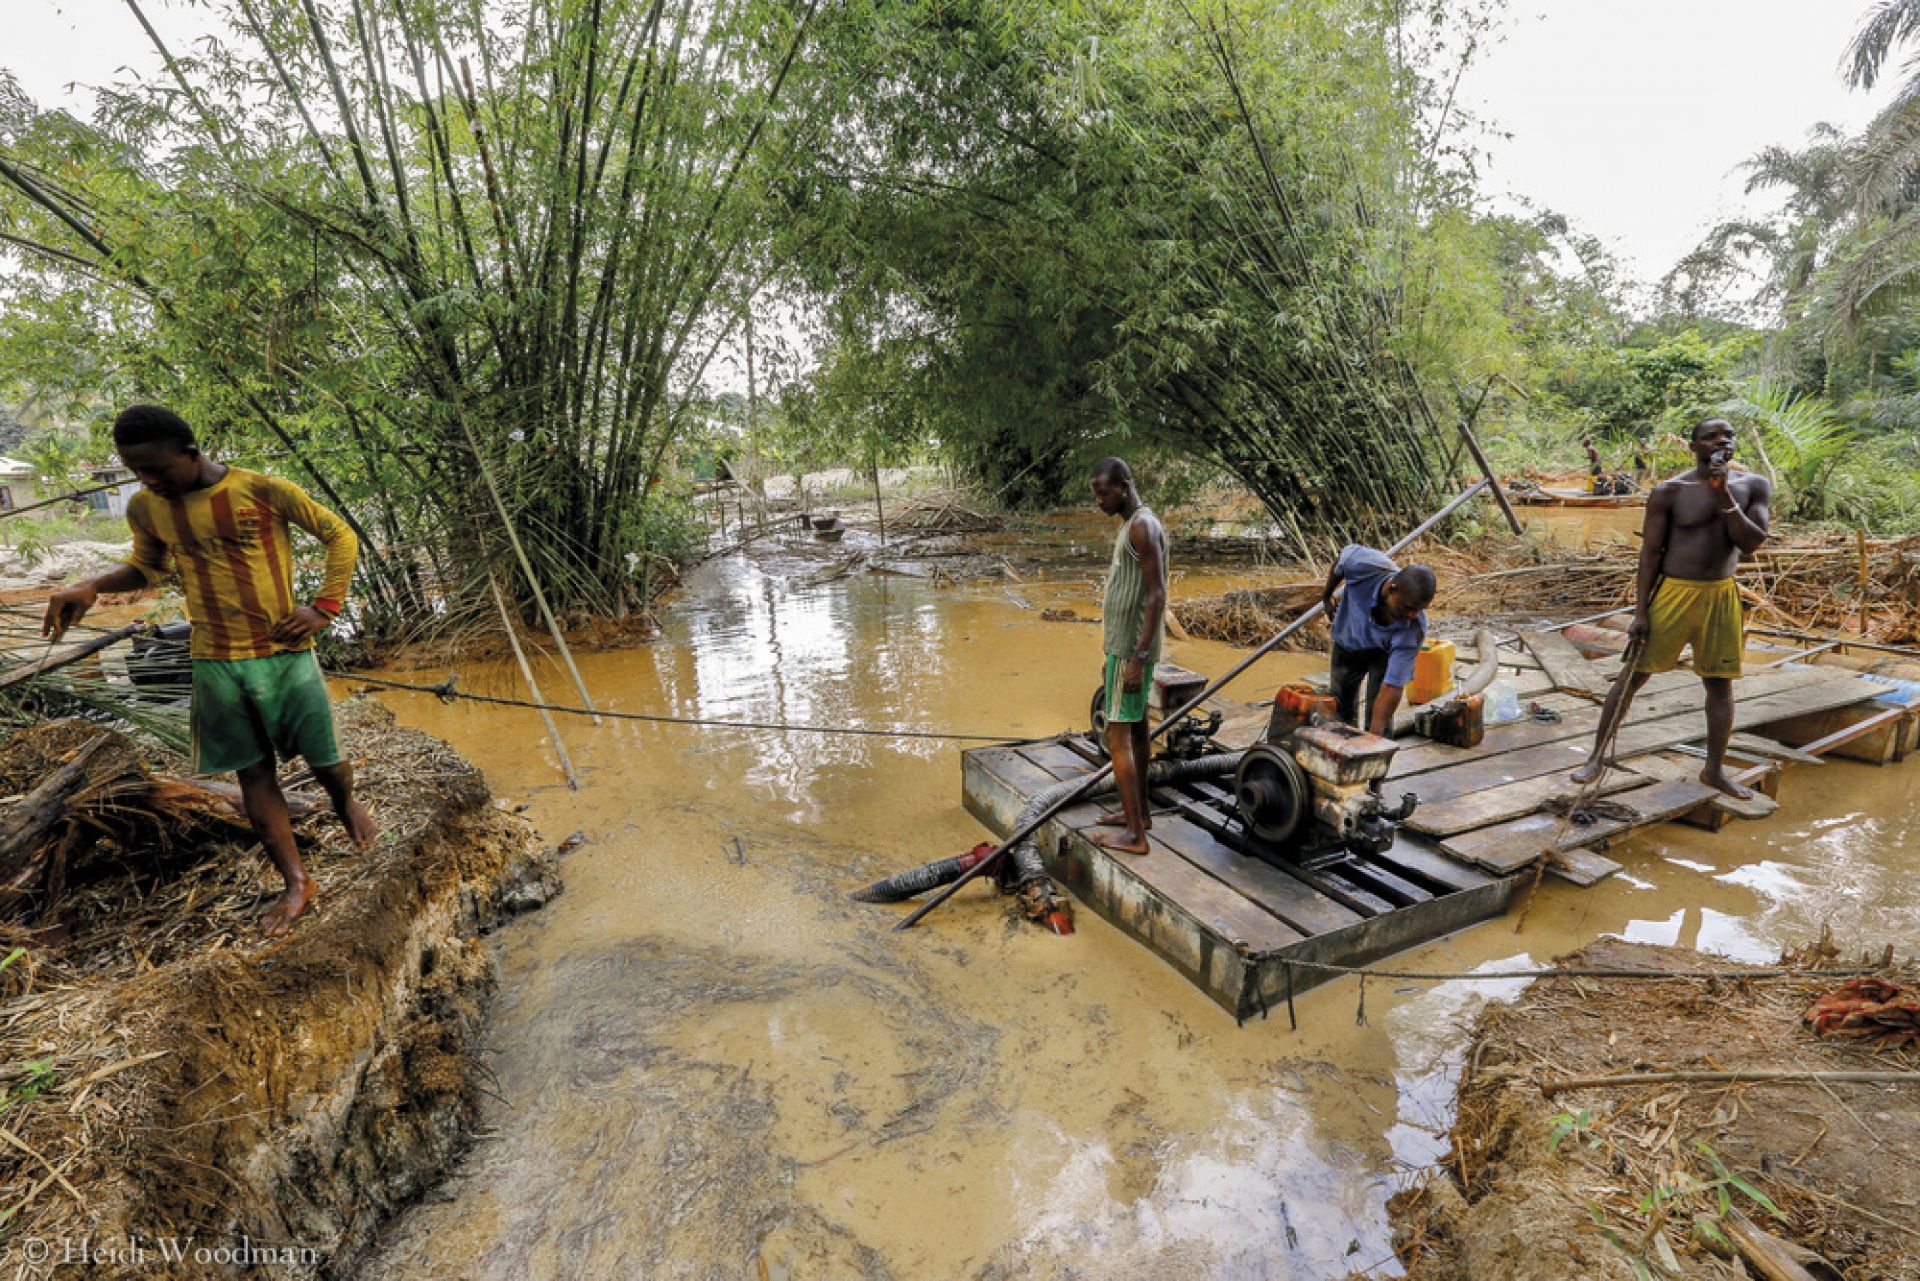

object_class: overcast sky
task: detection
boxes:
[1457,0,1896,285]
[4,0,1904,292]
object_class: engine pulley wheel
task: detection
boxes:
[1234,743,1311,849]
[1088,683,1112,758]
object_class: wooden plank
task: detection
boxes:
[1326,855,1435,907]
[963,749,1302,960]
[1145,809,1366,938]
[1728,732,1823,766]
[1547,846,1623,886]
[1400,677,1884,807]
[1389,668,1829,777]
[1016,739,1099,780]
[1794,701,1913,759]
[1668,742,1778,769]
[1624,753,1781,820]
[1755,698,1911,765]
[1452,642,1542,671]
[1368,833,1505,895]
[1404,765,1651,837]
[1439,777,1721,871]
[1520,628,1613,698]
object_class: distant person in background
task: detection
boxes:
[1320,546,1437,736]
[1584,437,1606,490]
[1089,456,1167,856]
[43,405,376,937]
[1584,437,1637,496]
[1630,432,1655,489]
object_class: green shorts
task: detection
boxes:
[191,650,343,776]
[1102,654,1156,724]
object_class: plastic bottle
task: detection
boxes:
[1483,678,1523,725]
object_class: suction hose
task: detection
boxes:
[850,747,1244,905]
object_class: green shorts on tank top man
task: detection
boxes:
[1102,654,1156,724]
[190,650,343,776]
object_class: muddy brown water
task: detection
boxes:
[355,524,1920,1279]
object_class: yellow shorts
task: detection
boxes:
[1635,577,1743,679]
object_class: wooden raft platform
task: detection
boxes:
[960,638,1908,1020]
[962,738,1518,1020]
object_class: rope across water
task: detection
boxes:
[331,669,1018,743]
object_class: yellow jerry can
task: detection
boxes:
[1407,637,1456,706]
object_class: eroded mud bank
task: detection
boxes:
[0,704,557,1278]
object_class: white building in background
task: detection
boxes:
[85,465,141,518]
[0,457,39,513]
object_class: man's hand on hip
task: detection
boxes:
[268,606,332,645]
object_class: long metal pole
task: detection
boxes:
[894,479,1492,932]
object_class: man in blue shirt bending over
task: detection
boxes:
[1319,545,1438,736]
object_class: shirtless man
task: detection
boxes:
[1570,417,1771,797]
[1088,457,1167,856]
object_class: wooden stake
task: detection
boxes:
[1856,528,1870,637]
[490,578,580,791]
[1456,419,1525,536]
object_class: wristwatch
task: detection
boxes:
[1133,648,1151,661]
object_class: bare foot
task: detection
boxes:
[259,877,314,938]
[340,799,379,851]
[1569,761,1604,786]
[1699,769,1754,801]
[1094,810,1152,830]
[1090,829,1150,855]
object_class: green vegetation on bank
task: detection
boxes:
[2,0,1920,643]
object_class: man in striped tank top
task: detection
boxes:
[44,406,377,937]
[1089,457,1167,855]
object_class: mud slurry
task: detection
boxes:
[0,703,557,1279]
[361,534,1920,1280]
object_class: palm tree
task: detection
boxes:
[1844,1,1920,89]
[1829,2,1920,324]
[1672,128,1851,319]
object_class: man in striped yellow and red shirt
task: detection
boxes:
[44,405,377,937]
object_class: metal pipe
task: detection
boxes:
[858,751,1243,905]
[1541,606,1636,634]
[895,479,1493,932]
[1744,627,1920,661]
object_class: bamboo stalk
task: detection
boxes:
[489,578,579,791]
[1541,1068,1920,1096]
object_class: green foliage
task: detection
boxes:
[1548,329,1748,439]
[0,0,835,635]
[0,523,53,570]
[15,430,90,486]
[1722,380,1851,517]
[778,0,1489,538]
[1547,1107,1596,1153]
[0,1057,55,1114]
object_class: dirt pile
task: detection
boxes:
[1387,939,1920,1281]
[0,541,132,592]
[0,701,558,1277]
[1172,582,1328,647]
